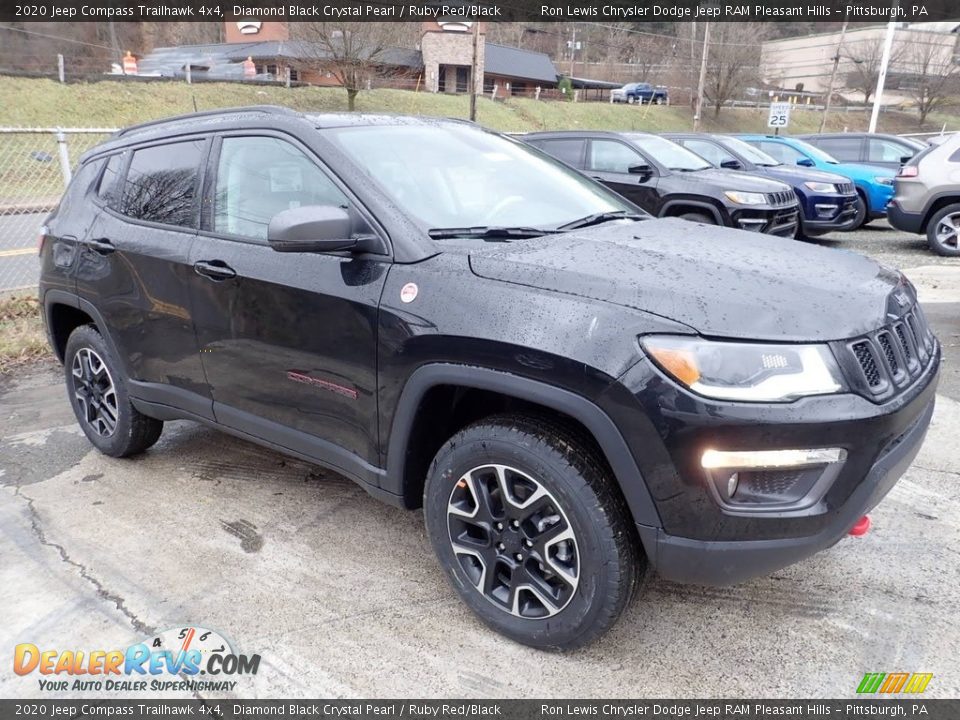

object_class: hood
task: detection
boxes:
[759,164,852,185]
[687,168,791,192]
[467,218,907,342]
[820,161,895,182]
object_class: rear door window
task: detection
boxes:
[536,139,586,169]
[816,137,863,162]
[117,140,205,228]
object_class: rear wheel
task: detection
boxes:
[424,414,640,651]
[64,325,163,458]
[926,203,960,256]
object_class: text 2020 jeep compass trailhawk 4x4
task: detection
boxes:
[40,107,939,650]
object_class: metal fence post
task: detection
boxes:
[57,54,65,84]
[55,129,71,187]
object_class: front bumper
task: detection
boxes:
[637,396,933,585]
[887,200,925,234]
[799,193,859,234]
[604,337,940,585]
[731,204,800,237]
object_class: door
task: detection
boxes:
[586,138,660,212]
[188,133,388,475]
[77,138,211,418]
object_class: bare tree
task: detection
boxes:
[703,23,769,117]
[902,38,959,125]
[291,22,413,111]
[842,36,904,103]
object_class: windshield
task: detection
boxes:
[626,134,712,171]
[324,124,635,232]
[717,136,781,166]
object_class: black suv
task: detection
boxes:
[523,130,800,237]
[40,107,939,650]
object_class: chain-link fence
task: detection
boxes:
[0,128,116,293]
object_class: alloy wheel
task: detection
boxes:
[447,464,579,619]
[934,213,960,251]
[71,348,119,437]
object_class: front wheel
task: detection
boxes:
[851,194,868,229]
[424,415,640,651]
[926,203,960,256]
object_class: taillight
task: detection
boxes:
[37,225,47,254]
[898,165,918,178]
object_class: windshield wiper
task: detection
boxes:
[558,210,646,231]
[427,226,561,240]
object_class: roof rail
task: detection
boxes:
[113,105,300,137]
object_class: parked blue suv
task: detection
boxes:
[666,133,858,238]
[736,135,896,228]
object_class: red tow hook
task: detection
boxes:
[848,515,871,537]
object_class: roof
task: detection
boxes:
[483,43,557,84]
[567,76,622,90]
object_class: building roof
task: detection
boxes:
[483,43,558,84]
[136,39,557,85]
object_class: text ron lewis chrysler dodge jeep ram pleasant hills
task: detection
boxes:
[39,107,940,650]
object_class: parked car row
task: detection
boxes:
[523,130,907,240]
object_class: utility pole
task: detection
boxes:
[819,19,849,133]
[469,20,480,121]
[693,21,710,131]
[869,12,898,133]
[568,25,577,77]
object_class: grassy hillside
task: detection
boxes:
[2,76,956,135]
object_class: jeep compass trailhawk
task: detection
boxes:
[40,107,939,650]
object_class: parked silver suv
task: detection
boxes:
[887,133,960,256]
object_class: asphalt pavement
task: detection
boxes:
[1,223,958,699]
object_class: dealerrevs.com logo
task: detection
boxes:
[14,626,260,693]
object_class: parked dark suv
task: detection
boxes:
[665,132,859,238]
[41,107,939,651]
[524,130,800,237]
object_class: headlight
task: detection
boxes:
[803,181,838,193]
[875,176,894,186]
[724,190,768,205]
[641,336,844,402]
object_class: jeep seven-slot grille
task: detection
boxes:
[836,182,855,195]
[842,306,935,399]
[766,190,795,206]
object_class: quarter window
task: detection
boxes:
[98,152,126,208]
[213,136,348,242]
[118,141,204,227]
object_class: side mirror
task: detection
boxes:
[628,163,653,178]
[796,157,815,167]
[720,159,743,170]
[267,205,357,253]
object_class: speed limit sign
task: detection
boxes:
[767,102,791,129]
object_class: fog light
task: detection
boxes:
[701,448,846,470]
[727,472,739,498]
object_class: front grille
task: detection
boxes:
[766,190,795,206]
[839,305,936,401]
[837,182,855,195]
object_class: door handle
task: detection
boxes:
[194,260,236,281]
[85,237,115,255]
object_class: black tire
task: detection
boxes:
[64,325,163,458]
[926,203,960,257]
[851,193,868,229]
[424,414,641,651]
[679,212,715,224]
